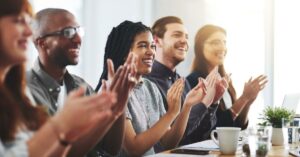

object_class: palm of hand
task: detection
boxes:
[213,79,227,103]
[167,79,184,114]
[61,92,113,142]
[243,82,260,100]
[185,87,205,107]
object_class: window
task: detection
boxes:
[274,0,300,113]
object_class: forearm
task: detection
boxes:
[185,103,208,136]
[27,120,69,157]
[161,105,192,149]
[125,112,177,156]
[100,113,125,155]
[231,96,249,117]
[236,99,254,126]
[67,117,115,157]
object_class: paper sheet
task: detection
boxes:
[180,140,219,151]
[147,153,217,157]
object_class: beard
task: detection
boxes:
[51,46,79,67]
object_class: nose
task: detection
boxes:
[71,32,82,44]
[180,36,188,43]
[146,47,155,57]
[24,23,32,37]
[179,36,189,50]
[218,42,227,51]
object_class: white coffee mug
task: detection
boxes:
[210,127,241,155]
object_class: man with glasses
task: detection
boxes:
[27,8,125,157]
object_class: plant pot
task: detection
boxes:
[271,127,288,146]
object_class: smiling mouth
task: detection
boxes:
[68,49,80,57]
[215,53,225,58]
[177,47,187,51]
[18,39,28,50]
[142,59,153,66]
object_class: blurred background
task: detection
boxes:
[28,0,300,126]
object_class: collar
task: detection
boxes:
[150,60,180,80]
[32,58,75,94]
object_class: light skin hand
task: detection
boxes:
[184,78,206,108]
[206,66,218,83]
[53,86,116,143]
[166,78,184,116]
[241,75,268,101]
[224,73,232,84]
[201,72,217,107]
[213,74,228,103]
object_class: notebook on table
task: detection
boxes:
[281,93,300,115]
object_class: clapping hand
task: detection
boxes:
[213,73,228,103]
[242,75,268,101]
[101,53,138,119]
[167,78,185,116]
[184,78,206,107]
[53,86,116,143]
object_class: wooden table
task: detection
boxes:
[164,145,296,156]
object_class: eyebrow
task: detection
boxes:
[172,31,188,38]
[137,41,155,45]
[172,30,184,34]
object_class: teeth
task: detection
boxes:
[177,47,186,51]
[142,59,153,64]
[69,49,79,52]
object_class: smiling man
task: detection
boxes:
[145,16,217,146]
[27,8,87,113]
[145,16,190,110]
[26,8,126,157]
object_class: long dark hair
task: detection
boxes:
[191,24,237,105]
[0,0,48,142]
[95,20,151,91]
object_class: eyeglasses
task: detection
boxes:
[205,40,226,47]
[38,26,84,39]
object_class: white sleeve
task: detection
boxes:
[0,132,30,157]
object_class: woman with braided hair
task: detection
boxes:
[96,20,220,157]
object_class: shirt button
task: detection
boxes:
[168,77,172,80]
[56,87,60,92]
[210,113,213,117]
[49,88,53,92]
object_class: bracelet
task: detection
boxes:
[49,119,70,147]
[230,108,239,120]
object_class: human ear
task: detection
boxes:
[36,38,46,49]
[154,36,163,47]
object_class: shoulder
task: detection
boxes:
[144,72,160,83]
[186,71,201,80]
[26,70,45,93]
[69,73,86,83]
[142,78,160,92]
[26,70,36,84]
[143,78,164,101]
[68,73,94,93]
[186,72,201,88]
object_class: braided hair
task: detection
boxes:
[95,20,151,91]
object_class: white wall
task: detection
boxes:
[81,0,153,88]
[29,0,300,124]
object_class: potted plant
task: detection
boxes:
[262,106,294,146]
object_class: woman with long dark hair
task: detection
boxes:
[187,24,268,134]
